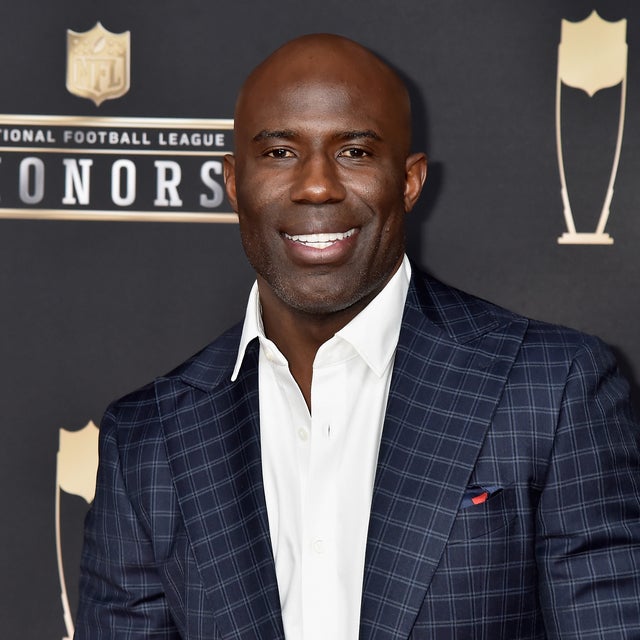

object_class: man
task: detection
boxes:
[76,34,640,639]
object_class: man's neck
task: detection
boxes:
[258,285,385,410]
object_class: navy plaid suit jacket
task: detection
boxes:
[76,271,640,639]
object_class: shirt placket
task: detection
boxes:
[301,358,345,640]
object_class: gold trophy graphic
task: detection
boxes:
[556,11,627,245]
[55,422,100,640]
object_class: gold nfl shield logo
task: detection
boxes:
[66,22,130,106]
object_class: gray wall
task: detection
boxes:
[0,1,637,636]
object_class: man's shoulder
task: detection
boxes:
[412,270,605,358]
[103,321,246,429]
[162,321,246,390]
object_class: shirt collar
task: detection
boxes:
[231,255,411,380]
[333,255,411,376]
[231,280,263,381]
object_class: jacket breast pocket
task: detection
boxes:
[447,486,517,542]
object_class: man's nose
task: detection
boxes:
[290,153,347,204]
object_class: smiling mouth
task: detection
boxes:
[283,228,356,249]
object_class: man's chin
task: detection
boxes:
[273,283,379,320]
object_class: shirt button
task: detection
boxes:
[298,428,309,442]
[312,539,325,555]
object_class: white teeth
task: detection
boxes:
[285,228,356,248]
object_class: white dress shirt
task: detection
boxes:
[232,256,411,640]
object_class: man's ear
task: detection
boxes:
[223,154,239,212]
[403,152,427,212]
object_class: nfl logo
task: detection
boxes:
[66,22,130,106]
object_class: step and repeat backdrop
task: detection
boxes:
[0,1,638,637]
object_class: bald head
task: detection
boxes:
[235,34,413,156]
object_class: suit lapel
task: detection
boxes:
[360,275,527,639]
[156,338,285,639]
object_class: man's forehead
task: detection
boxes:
[237,77,402,135]
[234,35,412,151]
[240,71,393,113]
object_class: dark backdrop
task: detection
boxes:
[0,2,637,637]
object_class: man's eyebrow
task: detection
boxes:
[252,129,297,142]
[334,130,382,142]
[251,129,383,143]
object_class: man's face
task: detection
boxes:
[225,45,426,319]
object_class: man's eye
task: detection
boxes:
[339,148,368,159]
[265,148,294,158]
